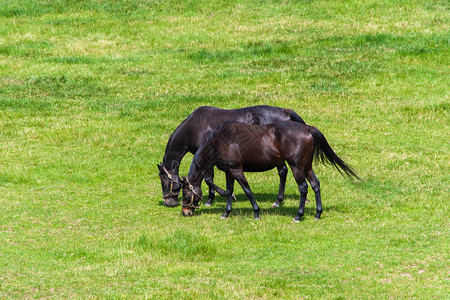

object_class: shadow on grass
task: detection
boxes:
[158,192,346,219]
[194,193,344,219]
[196,205,343,220]
[157,192,298,207]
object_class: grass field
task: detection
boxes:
[0,0,448,298]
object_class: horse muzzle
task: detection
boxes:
[164,197,179,207]
[182,207,194,217]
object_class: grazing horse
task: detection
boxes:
[181,121,359,222]
[158,105,305,207]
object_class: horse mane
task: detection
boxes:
[168,117,189,145]
[190,120,236,172]
[163,117,190,163]
[187,121,230,182]
[204,120,235,143]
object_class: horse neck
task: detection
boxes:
[187,146,215,187]
[162,128,188,173]
[162,149,185,175]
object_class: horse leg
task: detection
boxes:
[291,167,308,222]
[204,167,215,207]
[307,169,322,220]
[272,164,288,208]
[221,172,235,219]
[229,168,261,219]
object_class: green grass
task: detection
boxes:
[0,0,448,298]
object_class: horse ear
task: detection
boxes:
[181,176,187,185]
[157,163,163,171]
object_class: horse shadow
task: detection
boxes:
[196,192,343,219]
[158,192,345,219]
[157,192,297,207]
[225,192,300,203]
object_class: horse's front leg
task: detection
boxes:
[204,167,215,207]
[272,163,288,208]
[230,168,260,219]
[221,172,235,219]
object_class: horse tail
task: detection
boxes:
[285,109,306,124]
[307,125,360,180]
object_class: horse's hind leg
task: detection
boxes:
[307,169,322,220]
[272,164,288,208]
[229,168,260,219]
[204,167,215,206]
[221,172,235,219]
[290,167,308,222]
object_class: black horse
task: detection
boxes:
[181,121,359,222]
[158,105,305,207]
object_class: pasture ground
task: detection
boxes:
[0,0,448,298]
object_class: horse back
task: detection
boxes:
[211,122,285,171]
[169,105,301,156]
[214,122,314,171]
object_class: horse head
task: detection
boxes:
[157,163,182,207]
[181,176,202,216]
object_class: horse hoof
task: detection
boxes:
[272,203,279,208]
[315,217,321,220]
[292,218,300,223]
[204,203,212,207]
[254,216,261,220]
